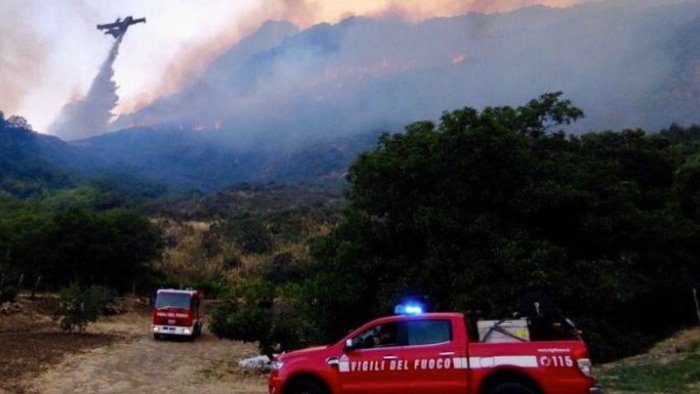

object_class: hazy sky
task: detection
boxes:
[0,0,598,133]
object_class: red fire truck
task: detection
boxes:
[151,289,203,340]
[269,306,601,394]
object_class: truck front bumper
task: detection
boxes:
[268,372,283,394]
[152,324,194,336]
[590,387,603,394]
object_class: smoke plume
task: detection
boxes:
[49,35,123,140]
[115,0,700,148]
[0,2,47,116]
[120,0,596,115]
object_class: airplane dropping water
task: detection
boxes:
[97,16,146,38]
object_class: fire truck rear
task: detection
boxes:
[151,289,203,339]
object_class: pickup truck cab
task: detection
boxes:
[269,312,601,394]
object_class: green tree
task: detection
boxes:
[210,279,318,355]
[307,93,700,360]
[53,283,107,333]
[217,216,274,254]
[1,207,163,292]
[209,279,274,351]
[205,95,700,361]
[675,152,700,221]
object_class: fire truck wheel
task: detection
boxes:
[285,378,328,394]
[153,334,162,340]
[489,383,536,394]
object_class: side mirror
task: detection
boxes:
[344,338,356,352]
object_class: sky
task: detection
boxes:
[0,0,599,133]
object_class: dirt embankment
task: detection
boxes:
[0,295,267,394]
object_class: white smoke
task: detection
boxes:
[49,35,123,141]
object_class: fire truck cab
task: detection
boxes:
[152,289,203,340]
[269,308,601,394]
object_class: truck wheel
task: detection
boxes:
[490,383,536,394]
[153,333,162,340]
[285,378,328,394]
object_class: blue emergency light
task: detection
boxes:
[394,302,424,315]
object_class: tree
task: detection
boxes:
[209,279,274,352]
[53,283,107,333]
[6,115,32,131]
[307,93,700,360]
[675,153,700,221]
[217,216,274,254]
[1,208,164,292]
[210,279,318,355]
[206,94,700,361]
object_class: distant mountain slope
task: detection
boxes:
[115,0,700,146]
[51,0,700,191]
[114,20,300,131]
[0,117,75,197]
[72,126,379,190]
[0,115,170,201]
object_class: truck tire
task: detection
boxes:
[153,333,162,340]
[285,378,328,394]
[490,383,536,394]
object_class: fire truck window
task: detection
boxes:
[353,323,400,349]
[155,293,191,309]
[405,320,452,346]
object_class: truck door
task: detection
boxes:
[336,322,407,393]
[400,319,468,394]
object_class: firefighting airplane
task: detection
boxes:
[97,16,146,38]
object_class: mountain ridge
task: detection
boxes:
[12,0,700,191]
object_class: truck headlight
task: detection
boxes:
[184,328,191,335]
[271,360,284,371]
[152,326,159,332]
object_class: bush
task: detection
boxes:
[218,216,274,255]
[185,278,231,299]
[210,279,319,355]
[53,283,107,333]
[209,279,275,353]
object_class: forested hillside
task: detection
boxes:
[210,94,700,361]
[0,113,75,197]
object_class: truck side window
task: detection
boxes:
[404,320,452,346]
[352,322,400,349]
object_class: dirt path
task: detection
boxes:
[23,312,268,394]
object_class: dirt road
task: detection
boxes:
[1,298,268,394]
[27,312,267,394]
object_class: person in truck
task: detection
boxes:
[269,303,601,394]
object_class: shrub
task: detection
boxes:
[53,283,107,333]
[218,216,274,255]
[209,279,275,352]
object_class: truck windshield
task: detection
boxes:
[155,293,191,309]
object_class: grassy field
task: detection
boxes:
[597,328,700,393]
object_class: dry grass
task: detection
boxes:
[598,327,700,394]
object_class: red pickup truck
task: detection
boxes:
[269,312,601,394]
